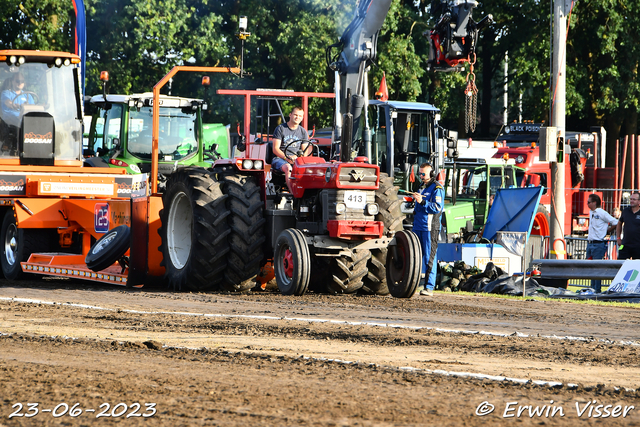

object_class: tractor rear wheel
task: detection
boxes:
[375,173,404,232]
[327,249,370,294]
[159,168,230,291]
[219,174,266,292]
[361,248,390,295]
[274,229,310,295]
[0,210,40,280]
[386,230,422,298]
[361,173,403,295]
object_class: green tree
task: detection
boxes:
[83,0,229,96]
[570,0,640,169]
[0,0,75,51]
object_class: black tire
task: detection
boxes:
[375,173,404,233]
[361,173,403,295]
[86,225,131,272]
[361,248,390,295]
[386,230,422,298]
[0,210,39,280]
[274,229,311,296]
[159,168,231,291]
[308,254,331,293]
[219,174,266,292]
[327,249,370,294]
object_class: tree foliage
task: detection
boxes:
[1,0,638,145]
[0,0,75,51]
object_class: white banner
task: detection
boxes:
[608,260,640,293]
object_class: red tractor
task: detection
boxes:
[174,90,421,297]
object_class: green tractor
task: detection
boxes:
[84,92,228,177]
[439,160,526,242]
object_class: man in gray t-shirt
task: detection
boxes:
[272,106,311,192]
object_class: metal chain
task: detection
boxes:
[464,54,478,133]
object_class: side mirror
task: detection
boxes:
[445,130,459,159]
[112,138,120,149]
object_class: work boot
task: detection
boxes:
[419,288,434,296]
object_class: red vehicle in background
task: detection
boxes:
[493,122,614,236]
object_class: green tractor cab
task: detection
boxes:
[84,93,227,176]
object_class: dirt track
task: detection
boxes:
[1,278,640,426]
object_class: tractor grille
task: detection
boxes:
[337,167,377,187]
[325,189,376,222]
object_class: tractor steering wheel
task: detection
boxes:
[281,139,319,163]
[9,91,39,109]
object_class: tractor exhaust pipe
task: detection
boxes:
[341,89,353,163]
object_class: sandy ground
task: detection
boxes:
[1,277,640,426]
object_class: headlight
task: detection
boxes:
[366,203,379,215]
[242,159,253,169]
[129,164,141,173]
[63,58,71,66]
[336,203,346,214]
[253,160,263,170]
[54,57,63,67]
[9,56,17,64]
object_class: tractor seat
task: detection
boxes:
[265,143,285,176]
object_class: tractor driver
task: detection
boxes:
[271,106,311,192]
[1,72,36,154]
[1,72,35,125]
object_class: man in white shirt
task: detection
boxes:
[586,194,618,292]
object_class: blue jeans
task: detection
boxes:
[585,241,607,293]
[271,157,287,171]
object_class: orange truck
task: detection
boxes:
[0,50,246,289]
[0,50,153,285]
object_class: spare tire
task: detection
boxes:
[86,225,131,272]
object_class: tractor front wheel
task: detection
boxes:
[0,210,39,280]
[274,229,310,296]
[386,230,422,298]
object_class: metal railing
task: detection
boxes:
[522,236,617,288]
[555,236,617,288]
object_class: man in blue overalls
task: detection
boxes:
[412,162,444,296]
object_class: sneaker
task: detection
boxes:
[419,288,434,296]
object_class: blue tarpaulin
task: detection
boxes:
[482,186,544,241]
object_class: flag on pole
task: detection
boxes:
[72,0,86,97]
[375,72,389,101]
